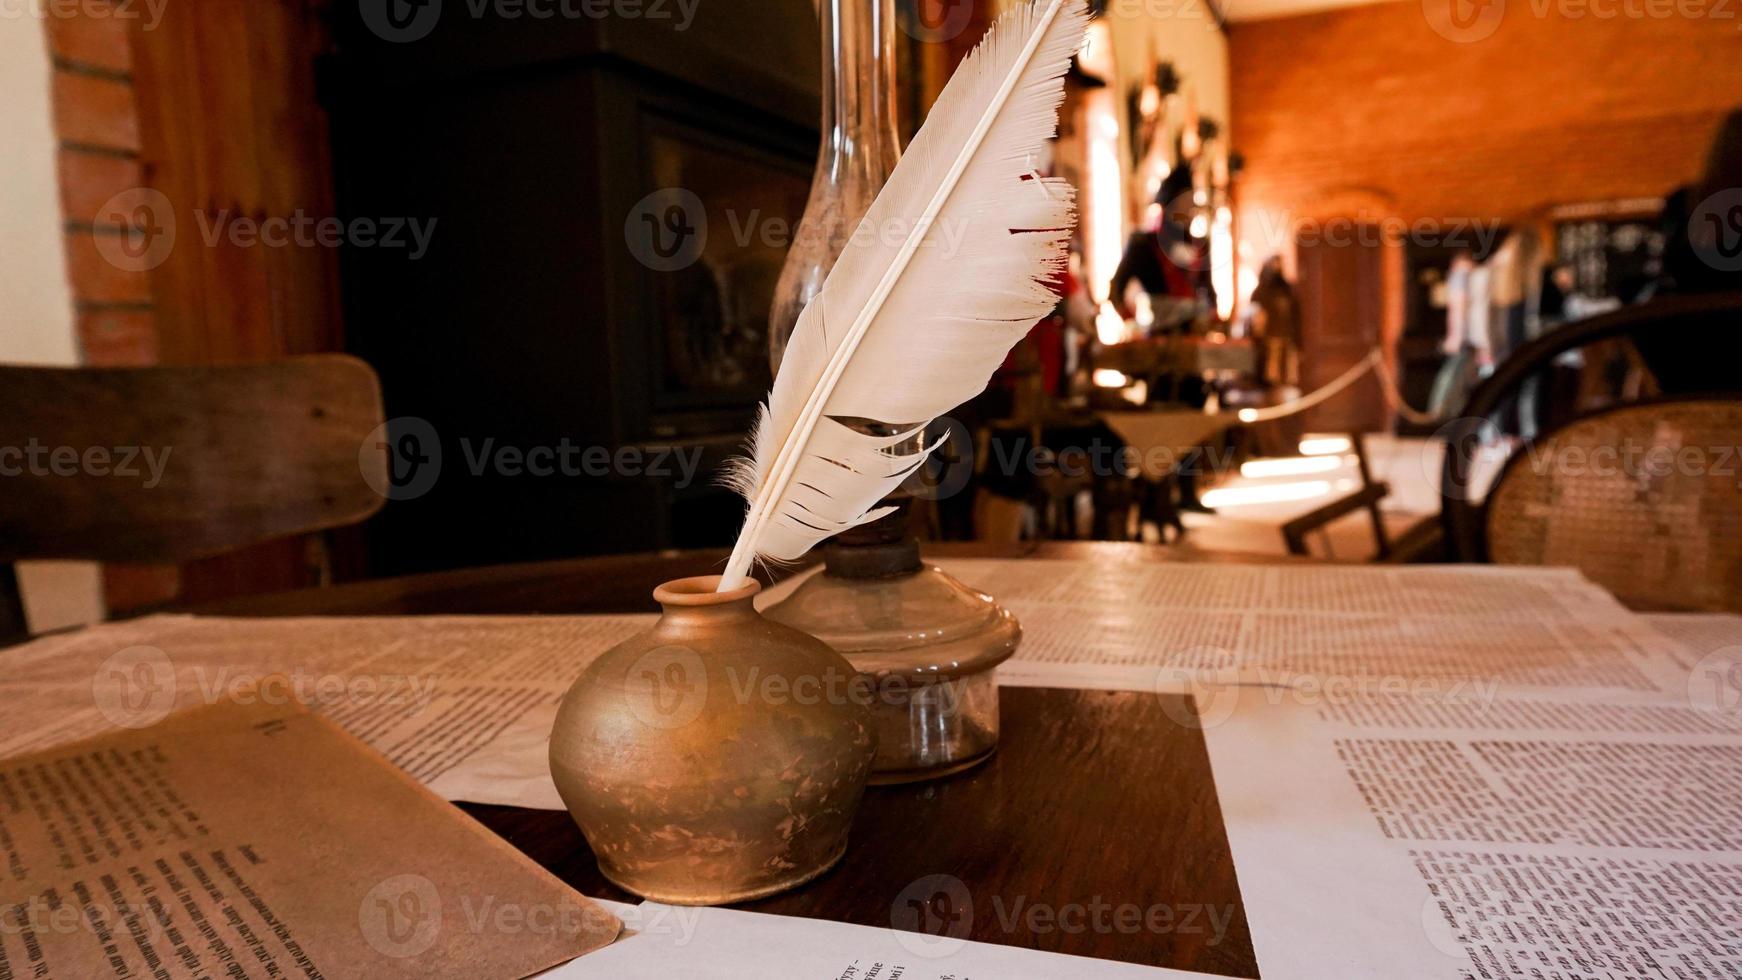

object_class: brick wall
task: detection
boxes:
[1229,2,1742,227]
[1226,3,1742,429]
[44,4,159,368]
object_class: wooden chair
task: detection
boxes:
[1441,292,1742,609]
[1,356,388,640]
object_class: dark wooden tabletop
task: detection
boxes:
[193,541,1262,977]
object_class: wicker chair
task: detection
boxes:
[1442,292,1742,610]
[1483,399,1742,611]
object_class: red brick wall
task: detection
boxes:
[44,4,159,369]
[1229,3,1742,224]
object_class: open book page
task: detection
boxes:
[0,564,1699,813]
[0,699,619,979]
[1645,613,1742,720]
[779,559,1689,699]
[1199,688,1742,979]
[0,614,652,809]
[545,900,1234,979]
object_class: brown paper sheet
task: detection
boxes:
[0,697,619,979]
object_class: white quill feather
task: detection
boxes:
[720,0,1088,589]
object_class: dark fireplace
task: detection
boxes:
[324,1,819,576]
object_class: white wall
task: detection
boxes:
[1106,5,1231,135]
[2,13,106,633]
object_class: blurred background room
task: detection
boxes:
[5,0,1741,635]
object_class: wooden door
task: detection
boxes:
[1295,228,1387,432]
[118,0,348,607]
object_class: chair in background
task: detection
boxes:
[1441,292,1742,610]
[1,356,388,642]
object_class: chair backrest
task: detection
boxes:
[1484,398,1742,612]
[1,356,387,564]
[1442,292,1742,561]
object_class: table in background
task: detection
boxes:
[194,541,1263,976]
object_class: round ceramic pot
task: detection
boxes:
[549,575,876,905]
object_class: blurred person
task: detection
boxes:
[1240,256,1303,457]
[1637,108,1742,394]
[1109,167,1216,336]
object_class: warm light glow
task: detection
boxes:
[1133,291,1155,330]
[1240,455,1344,479]
[1095,302,1128,345]
[1092,368,1130,388]
[1299,436,1354,456]
[1210,206,1234,321]
[1080,20,1123,302]
[1189,213,1209,239]
[1237,408,1259,423]
[1237,264,1258,304]
[1201,481,1333,508]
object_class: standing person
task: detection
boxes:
[1242,256,1303,457]
[1428,248,1479,419]
[1247,256,1301,388]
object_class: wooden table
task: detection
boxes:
[193,542,1262,977]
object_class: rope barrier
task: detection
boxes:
[1232,349,1384,424]
[1212,347,1444,427]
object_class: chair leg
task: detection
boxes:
[1,563,28,646]
[1351,432,1392,559]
